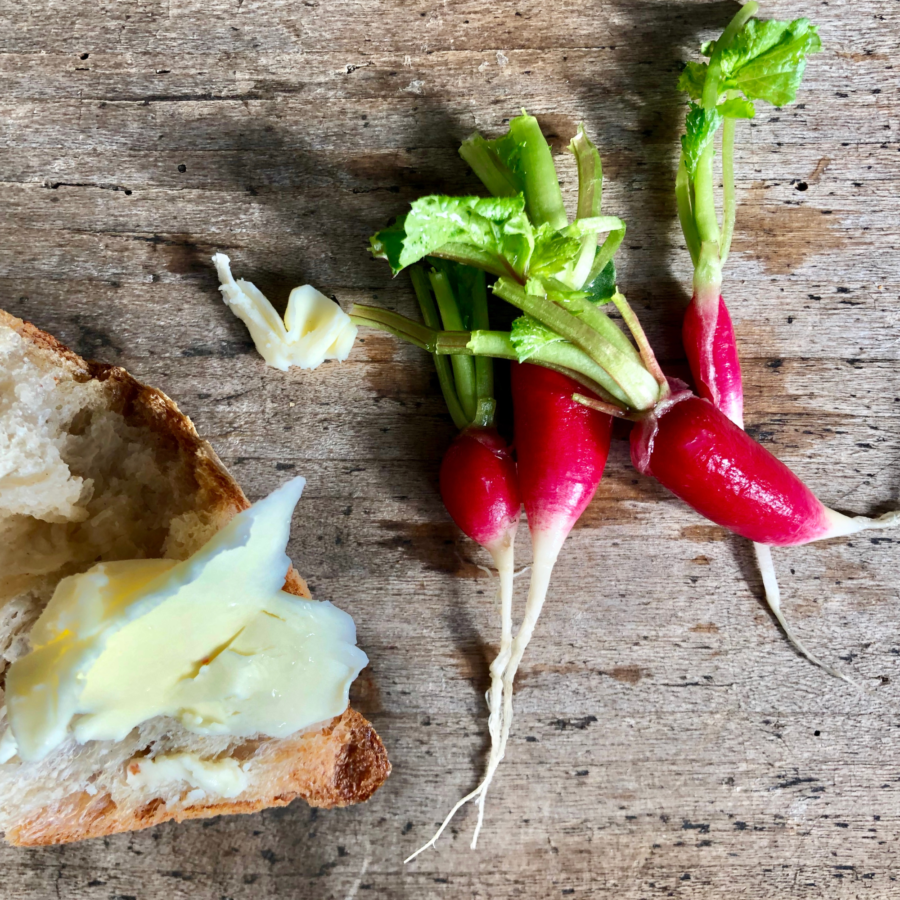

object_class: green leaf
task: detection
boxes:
[525,277,548,297]
[528,218,623,288]
[718,96,756,119]
[582,259,617,303]
[529,223,584,281]
[700,39,716,58]
[509,315,565,362]
[369,194,534,276]
[680,103,723,176]
[719,18,822,107]
[678,62,708,101]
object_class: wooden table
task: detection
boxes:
[2,0,899,896]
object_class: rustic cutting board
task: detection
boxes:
[1,0,899,896]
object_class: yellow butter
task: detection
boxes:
[5,477,368,763]
[126,752,248,799]
[212,253,357,371]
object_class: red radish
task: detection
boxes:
[629,387,898,681]
[682,292,744,428]
[403,266,524,863]
[630,389,899,546]
[672,7,838,673]
[468,363,612,841]
[440,427,520,555]
[439,425,520,816]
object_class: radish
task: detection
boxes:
[630,389,899,547]
[675,4,821,432]
[439,425,520,797]
[422,364,612,855]
[672,5,860,674]
[399,262,524,861]
[481,363,611,828]
[355,105,899,850]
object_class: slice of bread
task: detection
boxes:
[0,309,389,847]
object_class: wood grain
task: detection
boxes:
[1,0,899,896]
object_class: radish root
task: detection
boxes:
[405,537,517,862]
[753,542,861,688]
[471,534,563,847]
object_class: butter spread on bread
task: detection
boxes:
[6,478,368,763]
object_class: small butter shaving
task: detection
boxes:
[212,253,357,372]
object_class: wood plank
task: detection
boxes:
[1,0,900,896]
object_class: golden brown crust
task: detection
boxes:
[1,310,388,846]
[6,709,390,847]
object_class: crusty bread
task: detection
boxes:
[0,309,389,847]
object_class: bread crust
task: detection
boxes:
[0,310,389,846]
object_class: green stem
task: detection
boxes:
[351,307,631,411]
[571,392,634,419]
[720,104,737,267]
[468,269,496,427]
[493,277,660,411]
[409,269,471,430]
[609,292,668,396]
[692,144,720,248]
[459,133,520,198]
[562,221,626,291]
[350,308,432,350]
[551,293,643,365]
[468,330,630,406]
[509,114,568,230]
[675,154,701,267]
[694,2,758,256]
[429,243,513,279]
[571,125,603,219]
[429,268,478,422]
[589,227,626,283]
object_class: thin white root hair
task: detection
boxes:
[513,565,532,579]
[405,538,517,862]
[403,784,485,864]
[753,542,862,689]
[471,550,516,848]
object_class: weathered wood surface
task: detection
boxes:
[1,0,899,896]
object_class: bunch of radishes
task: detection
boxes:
[351,2,899,856]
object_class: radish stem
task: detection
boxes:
[470,270,495,417]
[508,114,568,230]
[720,109,737,266]
[493,278,661,411]
[676,155,700,266]
[608,292,668,393]
[459,133,520,198]
[430,268,478,422]
[572,392,638,419]
[410,268,470,430]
